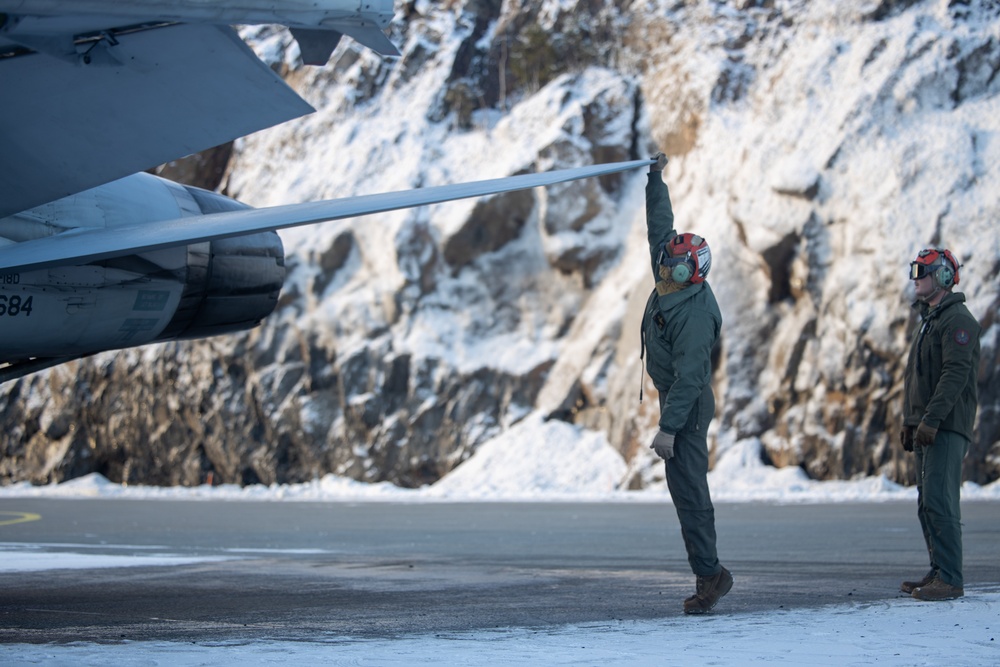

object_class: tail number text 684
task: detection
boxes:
[0,295,33,316]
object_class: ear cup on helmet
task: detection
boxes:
[671,261,693,283]
[935,264,955,288]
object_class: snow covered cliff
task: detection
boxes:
[3,0,998,490]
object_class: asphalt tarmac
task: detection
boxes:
[1,498,998,644]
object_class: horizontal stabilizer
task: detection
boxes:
[0,159,654,273]
[0,23,314,219]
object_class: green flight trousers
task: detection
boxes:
[914,429,969,588]
[660,386,721,577]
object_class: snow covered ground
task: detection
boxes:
[4,593,999,666]
[2,416,999,665]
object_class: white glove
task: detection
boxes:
[650,430,675,460]
[650,152,668,172]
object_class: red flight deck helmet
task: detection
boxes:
[910,248,960,288]
[658,233,712,284]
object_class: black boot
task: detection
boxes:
[683,566,733,614]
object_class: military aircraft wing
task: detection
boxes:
[0,159,654,273]
[0,0,398,219]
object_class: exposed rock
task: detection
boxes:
[148,143,233,192]
[442,187,534,271]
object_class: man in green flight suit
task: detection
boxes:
[900,247,981,601]
[641,152,731,614]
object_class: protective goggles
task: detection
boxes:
[909,261,934,280]
[909,249,940,280]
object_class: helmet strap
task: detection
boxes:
[919,282,946,306]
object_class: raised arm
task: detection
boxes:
[645,154,675,280]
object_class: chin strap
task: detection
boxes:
[920,284,948,305]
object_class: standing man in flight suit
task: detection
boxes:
[900,247,981,601]
[641,152,731,614]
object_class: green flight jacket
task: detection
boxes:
[903,291,981,440]
[641,171,722,435]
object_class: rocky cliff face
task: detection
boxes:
[3,0,998,489]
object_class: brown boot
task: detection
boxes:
[900,569,936,594]
[683,566,733,615]
[911,577,964,601]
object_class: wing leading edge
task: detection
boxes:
[0,160,655,273]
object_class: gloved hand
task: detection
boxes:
[650,152,668,172]
[650,430,676,460]
[915,421,938,447]
[900,426,914,452]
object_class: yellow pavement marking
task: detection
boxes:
[0,512,41,527]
